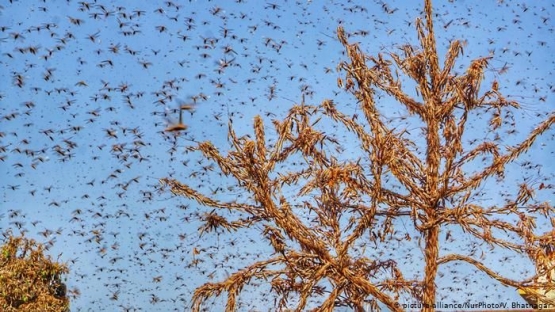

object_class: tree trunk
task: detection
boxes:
[422,225,439,312]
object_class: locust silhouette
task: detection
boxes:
[164,101,195,132]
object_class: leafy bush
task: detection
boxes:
[0,234,69,312]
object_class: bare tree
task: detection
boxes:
[0,233,70,312]
[161,0,555,310]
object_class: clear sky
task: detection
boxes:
[1,0,554,311]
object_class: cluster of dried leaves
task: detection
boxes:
[0,233,69,312]
[161,0,555,310]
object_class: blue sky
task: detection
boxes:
[1,0,554,311]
